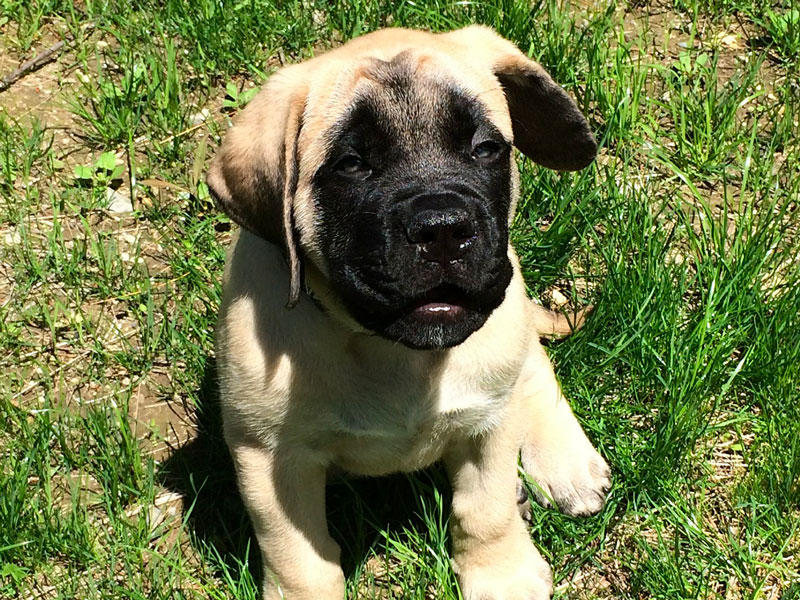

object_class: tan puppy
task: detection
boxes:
[208,26,611,600]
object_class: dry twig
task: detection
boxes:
[0,40,65,93]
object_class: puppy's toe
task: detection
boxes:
[561,457,611,517]
[516,479,533,523]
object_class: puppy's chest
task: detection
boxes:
[320,365,510,475]
[333,381,503,435]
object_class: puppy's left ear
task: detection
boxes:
[207,66,308,307]
[445,26,597,171]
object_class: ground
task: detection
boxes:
[0,1,799,598]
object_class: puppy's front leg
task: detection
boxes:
[229,442,344,600]
[445,409,553,600]
[519,340,611,517]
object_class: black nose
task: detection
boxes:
[406,207,476,264]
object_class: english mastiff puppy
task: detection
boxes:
[208,25,611,600]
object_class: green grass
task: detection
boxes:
[1,0,798,598]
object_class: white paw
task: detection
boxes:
[521,437,611,517]
[455,536,553,600]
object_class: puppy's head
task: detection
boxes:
[208,26,596,350]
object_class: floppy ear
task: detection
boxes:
[445,26,597,171]
[207,67,308,307]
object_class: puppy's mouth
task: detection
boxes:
[408,285,470,323]
[328,261,514,350]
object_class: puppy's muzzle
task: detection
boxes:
[403,194,478,266]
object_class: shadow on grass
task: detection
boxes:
[158,355,446,582]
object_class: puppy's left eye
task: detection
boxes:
[335,155,371,177]
[471,140,504,161]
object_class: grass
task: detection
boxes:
[1,0,798,598]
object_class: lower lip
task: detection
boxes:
[412,302,465,320]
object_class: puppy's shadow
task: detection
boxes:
[327,465,451,576]
[159,356,448,582]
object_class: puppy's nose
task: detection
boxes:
[406,208,476,264]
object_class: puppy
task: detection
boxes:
[208,26,611,600]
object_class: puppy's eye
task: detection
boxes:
[471,141,504,161]
[335,155,371,176]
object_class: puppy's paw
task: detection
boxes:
[521,439,611,518]
[454,536,553,600]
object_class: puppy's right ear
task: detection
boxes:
[207,67,308,307]
[443,26,597,171]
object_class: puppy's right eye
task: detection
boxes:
[335,155,371,176]
[471,140,504,161]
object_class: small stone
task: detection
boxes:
[3,229,21,245]
[106,187,133,213]
[717,33,742,50]
[549,288,569,308]
[190,108,210,125]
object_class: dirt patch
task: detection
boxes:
[128,369,197,463]
[0,26,78,146]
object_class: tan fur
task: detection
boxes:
[212,26,610,600]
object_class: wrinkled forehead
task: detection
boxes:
[297,49,512,171]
